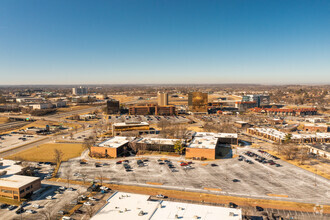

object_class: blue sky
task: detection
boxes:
[0,0,329,85]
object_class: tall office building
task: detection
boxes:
[157,92,169,106]
[106,99,120,114]
[188,92,208,113]
[72,86,88,96]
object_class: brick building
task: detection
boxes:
[0,175,41,201]
[91,136,131,158]
[129,105,176,116]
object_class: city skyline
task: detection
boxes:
[1,0,330,85]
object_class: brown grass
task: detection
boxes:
[0,117,9,124]
[5,143,84,162]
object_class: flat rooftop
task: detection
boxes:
[307,144,330,153]
[0,175,40,189]
[188,136,218,149]
[135,138,179,145]
[97,136,131,148]
[249,128,330,140]
[92,192,242,220]
[0,159,23,175]
[113,122,149,127]
[194,132,238,139]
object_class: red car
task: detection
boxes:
[116,161,122,164]
[180,163,188,166]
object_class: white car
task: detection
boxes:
[32,204,40,209]
[46,196,53,200]
[156,194,165,198]
[59,186,66,190]
[83,201,93,206]
[88,197,97,201]
[26,209,35,214]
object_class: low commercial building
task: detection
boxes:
[235,101,257,112]
[133,138,180,152]
[186,132,237,160]
[129,105,176,116]
[0,159,41,201]
[112,122,151,136]
[92,192,242,220]
[251,107,317,116]
[91,136,131,158]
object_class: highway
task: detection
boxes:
[0,121,30,132]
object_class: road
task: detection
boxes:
[0,121,30,132]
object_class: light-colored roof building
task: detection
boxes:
[92,192,242,220]
[0,159,23,175]
[0,175,40,189]
[97,136,132,149]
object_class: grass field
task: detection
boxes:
[6,143,84,162]
[0,117,9,124]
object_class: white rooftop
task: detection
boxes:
[0,159,23,175]
[135,138,180,145]
[0,175,40,189]
[98,136,130,148]
[92,192,242,220]
[194,132,237,139]
[113,122,149,127]
[188,136,218,149]
[249,128,330,140]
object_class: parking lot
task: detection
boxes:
[0,183,88,220]
[59,146,330,205]
[107,115,191,125]
[0,133,44,153]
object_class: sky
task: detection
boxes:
[0,0,329,85]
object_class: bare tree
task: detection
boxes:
[97,172,105,186]
[69,132,73,140]
[53,149,64,167]
[83,137,96,154]
[39,209,52,220]
[85,205,95,218]
[64,167,72,187]
[81,173,88,185]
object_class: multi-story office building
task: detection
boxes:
[188,92,208,113]
[157,92,168,106]
[242,94,270,107]
[106,99,120,114]
[129,104,176,116]
[72,86,88,95]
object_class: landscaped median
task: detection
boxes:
[46,178,330,214]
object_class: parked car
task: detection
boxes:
[46,195,53,200]
[0,204,8,209]
[156,194,165,198]
[26,209,35,214]
[116,161,122,164]
[15,207,24,214]
[74,209,83,214]
[84,201,93,206]
[32,204,40,209]
[8,205,17,210]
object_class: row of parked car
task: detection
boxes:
[243,151,281,167]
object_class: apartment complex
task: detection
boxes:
[242,94,270,107]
